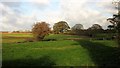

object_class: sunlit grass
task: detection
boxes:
[2,33,119,66]
[2,33,33,43]
[2,33,33,37]
[3,40,94,66]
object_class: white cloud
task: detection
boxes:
[28,0,51,9]
[59,0,116,29]
[29,0,50,4]
[0,2,36,31]
[0,0,118,31]
[97,1,117,14]
[0,2,46,31]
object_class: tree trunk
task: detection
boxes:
[36,36,44,41]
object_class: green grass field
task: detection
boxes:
[2,33,120,67]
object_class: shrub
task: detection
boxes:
[32,22,50,41]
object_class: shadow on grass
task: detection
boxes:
[76,40,120,67]
[2,56,56,68]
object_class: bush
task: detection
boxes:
[32,22,50,41]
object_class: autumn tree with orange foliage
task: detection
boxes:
[32,22,50,41]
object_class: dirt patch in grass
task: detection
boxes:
[3,36,30,39]
[64,38,82,41]
[31,46,78,50]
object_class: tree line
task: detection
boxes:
[32,20,117,39]
[32,1,120,47]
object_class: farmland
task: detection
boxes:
[2,33,120,67]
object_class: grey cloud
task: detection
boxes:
[60,0,115,29]
[1,2,24,14]
[0,1,51,31]
[1,2,21,7]
[1,0,117,31]
[0,2,35,31]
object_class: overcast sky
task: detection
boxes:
[0,0,118,31]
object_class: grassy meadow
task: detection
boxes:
[2,33,120,67]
